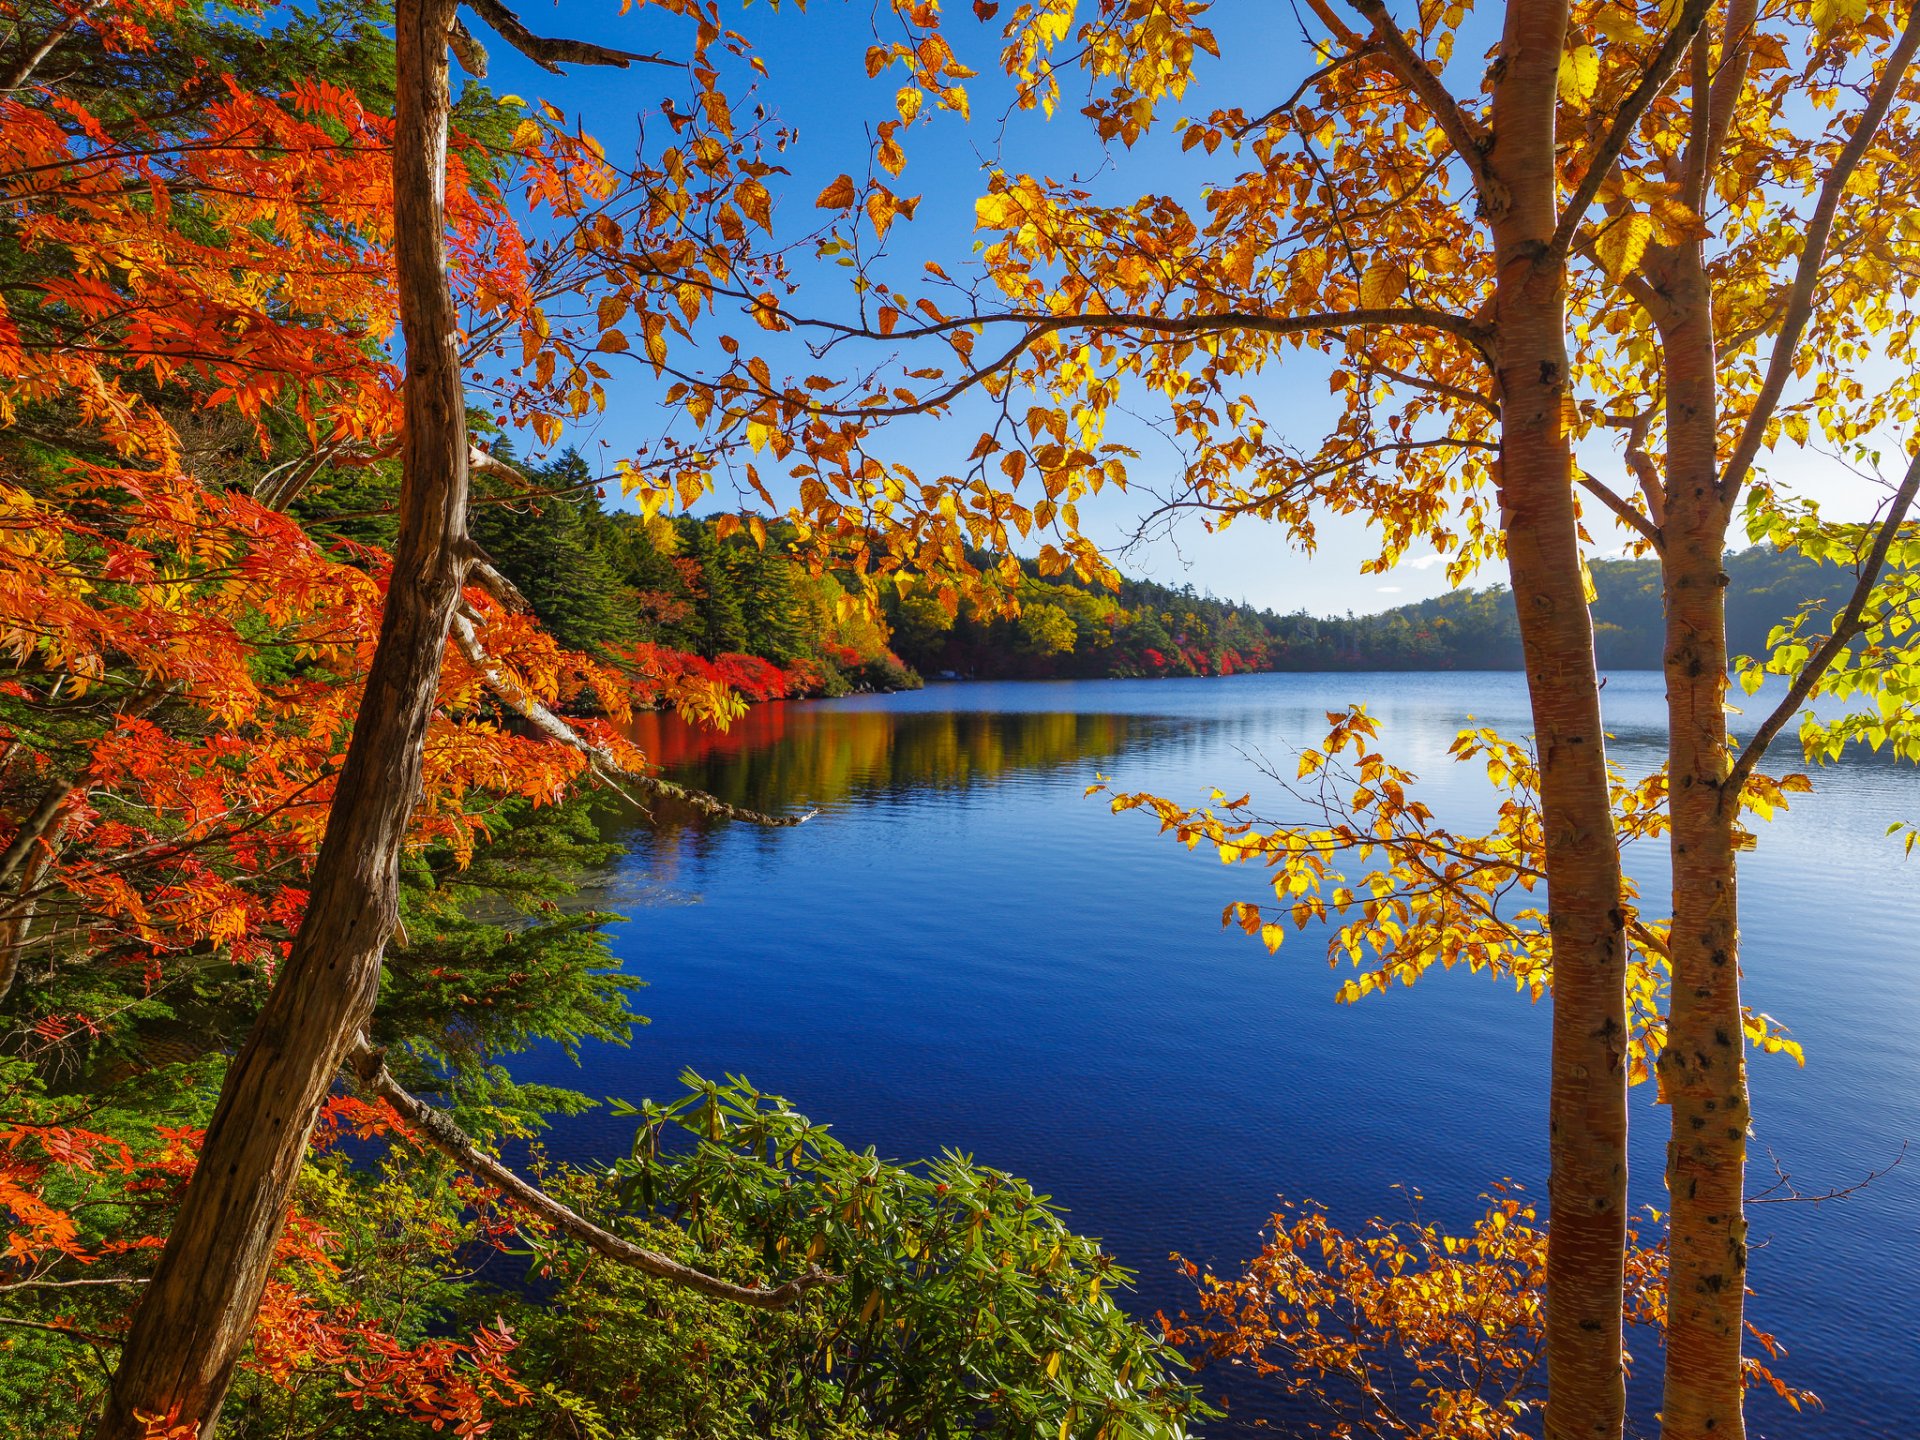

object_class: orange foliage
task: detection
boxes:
[1163,1190,1814,1438]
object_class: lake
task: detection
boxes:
[518,672,1919,1437]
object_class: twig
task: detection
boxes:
[1748,1141,1906,1205]
[1719,1,1920,502]
[1546,0,1714,266]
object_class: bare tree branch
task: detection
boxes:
[461,0,676,73]
[1601,408,1667,529]
[447,605,812,828]
[1576,471,1663,549]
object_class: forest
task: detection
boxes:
[2,1,1918,1439]
[889,545,1853,679]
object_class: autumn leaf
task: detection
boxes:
[1558,43,1599,105]
[815,174,857,209]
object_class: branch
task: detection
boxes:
[1748,1141,1905,1206]
[1703,0,1758,175]
[1237,48,1378,138]
[461,0,677,72]
[737,305,1493,425]
[1576,471,1663,549]
[1333,0,1497,207]
[1368,363,1498,415]
[784,301,1493,355]
[0,781,72,892]
[1719,1,1920,502]
[347,1042,837,1309]
[1,0,108,91]
[1727,445,1920,793]
[1601,408,1667,529]
[448,605,811,828]
[1545,0,1714,267]
[0,1315,121,1347]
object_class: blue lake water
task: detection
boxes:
[519,672,1919,1437]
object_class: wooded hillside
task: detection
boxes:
[889,547,1847,679]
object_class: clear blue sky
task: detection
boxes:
[470,0,1891,618]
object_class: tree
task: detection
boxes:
[735,541,808,665]
[0,3,1192,1434]
[82,0,826,1430]
[471,449,638,653]
[590,4,1920,1437]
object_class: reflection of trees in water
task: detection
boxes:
[611,706,1185,834]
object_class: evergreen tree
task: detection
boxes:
[736,546,806,663]
[470,450,634,653]
[682,518,749,657]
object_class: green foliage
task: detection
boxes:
[551,1072,1205,1440]
[683,518,753,658]
[471,450,638,654]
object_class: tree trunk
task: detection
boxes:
[93,0,469,1431]
[1487,6,1631,1438]
[1654,250,1747,1440]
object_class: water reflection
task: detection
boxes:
[620,702,1188,820]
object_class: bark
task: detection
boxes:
[0,830,58,1002]
[1486,5,1631,1438]
[0,780,77,1003]
[92,0,471,1430]
[1653,225,1747,1440]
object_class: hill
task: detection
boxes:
[884,547,1849,679]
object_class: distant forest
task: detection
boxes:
[884,546,1851,679]
[475,462,1848,690]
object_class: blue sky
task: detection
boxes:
[469,1,1895,617]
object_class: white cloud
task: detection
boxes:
[1376,585,1403,594]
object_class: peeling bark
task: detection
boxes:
[1487,6,1631,1437]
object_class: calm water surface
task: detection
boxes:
[519,673,1918,1437]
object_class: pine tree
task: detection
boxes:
[683,519,749,657]
[737,545,805,663]
[471,449,634,653]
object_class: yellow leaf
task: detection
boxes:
[1359,260,1404,309]
[1595,212,1653,276]
[736,177,773,232]
[1558,43,1599,105]
[1810,0,1867,34]
[896,85,923,123]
